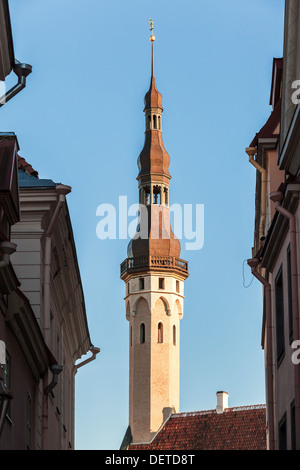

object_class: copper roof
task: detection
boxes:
[138,42,169,182]
[144,42,163,111]
[126,39,183,263]
[144,75,163,111]
[137,130,170,180]
[129,406,267,450]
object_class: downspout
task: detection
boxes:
[43,364,63,448]
[270,190,300,449]
[0,62,32,107]
[247,257,275,450]
[0,241,17,268]
[42,184,71,450]
[44,365,63,395]
[43,184,71,346]
[246,147,267,243]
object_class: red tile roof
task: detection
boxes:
[250,98,281,147]
[129,405,267,450]
[18,154,38,178]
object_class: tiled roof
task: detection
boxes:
[17,155,57,188]
[250,98,280,147]
[18,154,39,178]
[129,405,267,450]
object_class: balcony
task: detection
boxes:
[120,255,189,278]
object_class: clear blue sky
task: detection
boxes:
[2,0,284,450]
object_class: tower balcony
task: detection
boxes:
[120,255,189,279]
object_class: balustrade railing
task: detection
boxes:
[120,255,188,276]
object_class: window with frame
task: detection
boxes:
[158,322,163,343]
[287,245,293,342]
[159,278,165,290]
[27,392,32,449]
[1,351,11,419]
[173,325,176,345]
[275,266,285,364]
[278,412,287,450]
[139,278,144,290]
[291,400,296,450]
[140,323,145,344]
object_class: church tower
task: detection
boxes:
[120,22,189,444]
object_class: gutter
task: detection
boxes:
[76,346,100,370]
[247,257,275,450]
[246,147,267,244]
[270,190,300,450]
[44,364,63,395]
[0,62,32,107]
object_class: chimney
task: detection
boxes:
[216,391,228,413]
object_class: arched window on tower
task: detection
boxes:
[164,188,169,206]
[158,115,161,130]
[153,185,160,204]
[144,187,150,206]
[158,322,163,343]
[173,325,176,345]
[153,115,157,129]
[147,115,151,130]
[140,323,145,344]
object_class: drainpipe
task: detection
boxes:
[247,257,275,450]
[43,184,71,346]
[41,185,70,450]
[0,241,17,268]
[76,346,101,370]
[44,364,63,395]
[270,190,300,449]
[246,147,267,243]
[0,62,32,107]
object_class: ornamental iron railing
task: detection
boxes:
[120,255,188,276]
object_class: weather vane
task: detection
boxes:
[149,18,155,42]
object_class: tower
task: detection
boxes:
[120,23,189,444]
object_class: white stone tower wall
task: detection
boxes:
[125,273,184,443]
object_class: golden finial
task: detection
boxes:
[149,18,155,42]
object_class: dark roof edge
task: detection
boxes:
[2,0,15,69]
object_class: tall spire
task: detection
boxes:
[150,19,155,78]
[120,21,189,445]
[144,20,162,111]
[152,41,154,78]
[129,20,182,261]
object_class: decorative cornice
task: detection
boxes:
[260,183,300,271]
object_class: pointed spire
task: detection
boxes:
[144,19,163,111]
[151,41,155,78]
[150,19,155,78]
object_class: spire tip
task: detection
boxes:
[149,18,155,42]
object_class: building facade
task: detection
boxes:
[0,135,97,450]
[246,0,300,450]
[120,32,189,445]
[0,2,98,450]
